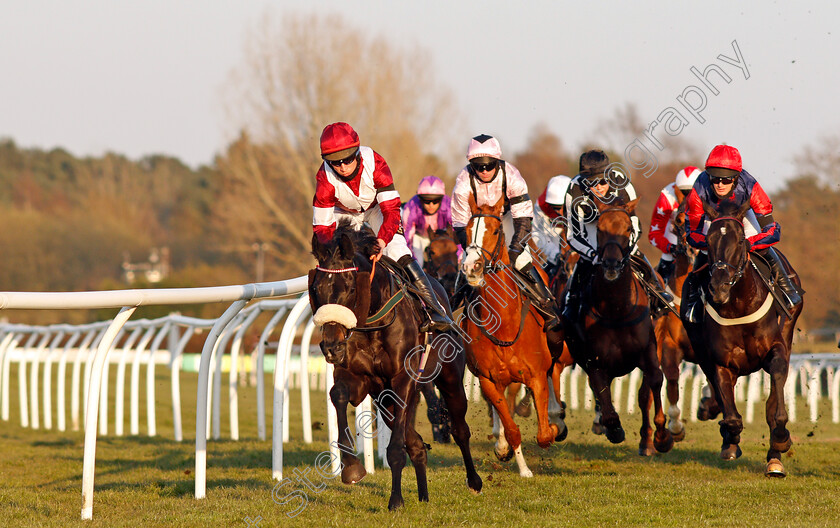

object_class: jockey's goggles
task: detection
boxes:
[326,152,359,168]
[470,160,498,173]
[419,195,443,205]
[710,176,736,185]
[585,177,609,187]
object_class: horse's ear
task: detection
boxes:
[702,200,718,220]
[492,193,505,214]
[736,199,751,220]
[674,186,685,202]
[338,232,354,261]
[445,224,455,236]
[468,192,477,213]
[427,225,435,238]
[625,198,640,214]
[311,233,327,263]
[354,271,372,324]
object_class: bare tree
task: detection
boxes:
[216,11,464,275]
[794,133,840,188]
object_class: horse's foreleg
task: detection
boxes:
[403,391,430,502]
[479,376,531,476]
[588,370,624,444]
[764,344,792,475]
[329,382,366,485]
[526,373,559,449]
[659,334,685,441]
[384,376,414,510]
[642,335,673,454]
[710,366,743,460]
[548,363,568,442]
[434,360,483,493]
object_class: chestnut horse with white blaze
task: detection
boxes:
[459,194,566,478]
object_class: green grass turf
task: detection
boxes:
[1,366,839,527]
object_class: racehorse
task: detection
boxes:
[459,194,566,477]
[564,196,674,456]
[683,200,803,476]
[654,197,699,441]
[424,225,461,300]
[309,222,482,510]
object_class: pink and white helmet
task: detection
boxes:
[674,166,701,191]
[466,134,502,160]
[417,175,445,195]
[544,175,572,206]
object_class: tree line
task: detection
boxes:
[0,12,836,332]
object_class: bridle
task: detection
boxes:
[466,213,504,272]
[596,207,632,272]
[707,216,747,287]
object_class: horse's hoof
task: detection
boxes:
[592,422,607,435]
[655,431,675,453]
[467,474,483,493]
[555,423,568,442]
[494,444,514,462]
[515,400,532,418]
[765,458,786,478]
[341,463,367,485]
[606,426,625,444]
[720,444,742,460]
[519,468,534,478]
[388,495,405,511]
[671,425,686,443]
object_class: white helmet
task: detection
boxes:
[466,134,502,160]
[545,175,572,206]
[674,166,701,191]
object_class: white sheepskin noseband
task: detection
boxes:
[313,304,358,329]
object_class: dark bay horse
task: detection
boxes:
[565,197,674,456]
[309,223,482,509]
[655,195,699,441]
[683,200,803,476]
[459,194,566,477]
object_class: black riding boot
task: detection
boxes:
[656,258,675,285]
[759,247,802,309]
[681,252,707,324]
[518,264,563,332]
[562,260,593,322]
[631,251,675,318]
[401,257,455,332]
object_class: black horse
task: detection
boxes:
[683,199,803,476]
[309,222,482,510]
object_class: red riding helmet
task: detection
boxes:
[705,145,742,172]
[320,122,361,160]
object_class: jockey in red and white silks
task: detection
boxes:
[313,122,453,332]
[313,145,410,261]
[648,166,701,283]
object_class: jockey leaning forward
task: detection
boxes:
[562,149,675,321]
[533,175,574,278]
[682,144,803,323]
[312,122,453,332]
[450,134,563,332]
[401,175,460,266]
[649,166,702,284]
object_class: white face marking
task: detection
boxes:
[720,226,727,235]
[461,216,487,280]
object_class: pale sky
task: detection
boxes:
[1,1,837,191]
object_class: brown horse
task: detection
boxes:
[459,194,565,477]
[423,225,461,300]
[655,196,699,441]
[564,197,674,456]
[309,222,482,509]
[682,200,803,476]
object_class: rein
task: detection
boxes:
[466,212,504,270]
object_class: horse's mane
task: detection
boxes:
[311,219,380,262]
